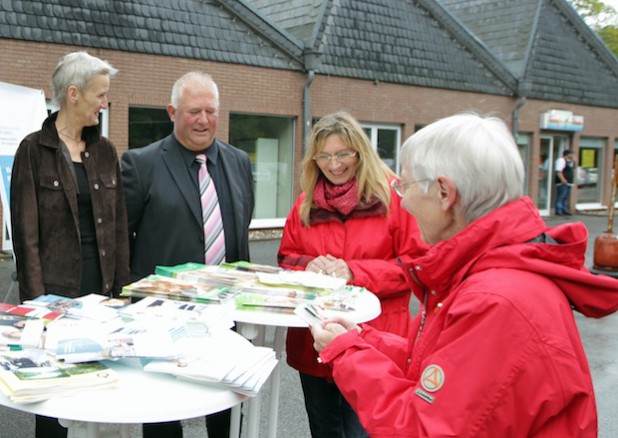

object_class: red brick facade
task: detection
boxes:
[2,40,618,223]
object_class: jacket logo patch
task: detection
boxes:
[421,364,444,392]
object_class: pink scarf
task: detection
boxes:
[311,178,386,224]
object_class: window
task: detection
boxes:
[129,107,173,149]
[229,114,295,228]
[361,123,401,172]
[577,137,605,206]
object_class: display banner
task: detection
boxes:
[0,82,48,250]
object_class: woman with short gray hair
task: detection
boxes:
[11,52,130,436]
[310,113,618,437]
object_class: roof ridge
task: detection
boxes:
[418,0,517,91]
[521,0,544,82]
[552,0,618,77]
[218,0,304,60]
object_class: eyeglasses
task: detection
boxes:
[313,151,357,164]
[391,178,430,197]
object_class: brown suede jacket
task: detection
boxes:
[10,112,130,301]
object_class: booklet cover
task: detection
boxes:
[234,292,308,313]
[0,316,44,349]
[121,275,237,304]
[155,262,207,278]
[24,294,124,322]
[0,349,117,403]
[52,319,180,364]
[0,303,63,323]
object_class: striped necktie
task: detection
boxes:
[195,154,225,265]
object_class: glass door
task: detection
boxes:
[537,137,553,215]
[538,135,569,215]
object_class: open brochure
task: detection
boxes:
[23,294,127,322]
[121,275,238,304]
[46,318,181,364]
[0,349,117,403]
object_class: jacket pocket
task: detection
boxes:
[40,176,63,191]
[39,176,65,211]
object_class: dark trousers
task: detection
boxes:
[299,372,369,438]
[555,183,572,214]
[142,408,232,438]
[35,415,67,438]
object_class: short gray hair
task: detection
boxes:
[400,113,524,223]
[170,71,219,108]
[51,51,118,107]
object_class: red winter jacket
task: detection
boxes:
[320,197,618,437]
[279,189,427,378]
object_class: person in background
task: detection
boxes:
[278,111,427,437]
[10,51,130,437]
[555,148,575,215]
[121,71,254,438]
[310,113,618,437]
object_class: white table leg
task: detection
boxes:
[267,326,286,438]
[230,403,241,438]
[237,322,265,438]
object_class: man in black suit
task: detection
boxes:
[121,71,254,437]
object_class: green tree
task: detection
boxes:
[568,0,618,57]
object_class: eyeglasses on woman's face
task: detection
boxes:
[391,178,430,197]
[313,151,357,165]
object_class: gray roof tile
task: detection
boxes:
[0,0,303,71]
[442,0,618,108]
[310,0,515,94]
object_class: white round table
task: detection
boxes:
[0,354,247,437]
[232,289,381,438]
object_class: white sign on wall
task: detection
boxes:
[540,110,584,132]
[0,82,48,250]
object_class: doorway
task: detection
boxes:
[537,135,569,215]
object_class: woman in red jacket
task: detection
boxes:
[311,113,618,437]
[278,111,427,437]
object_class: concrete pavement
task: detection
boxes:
[1,211,617,437]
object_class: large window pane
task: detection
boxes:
[229,114,294,221]
[577,137,604,204]
[129,107,173,149]
[362,124,400,172]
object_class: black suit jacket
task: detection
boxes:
[121,135,254,280]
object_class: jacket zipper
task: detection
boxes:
[407,265,428,342]
[416,290,428,343]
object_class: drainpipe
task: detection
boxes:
[303,69,315,156]
[512,79,532,195]
[302,48,322,155]
[512,80,531,138]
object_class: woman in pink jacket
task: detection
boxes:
[311,113,618,437]
[278,111,427,437]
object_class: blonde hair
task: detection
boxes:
[299,111,395,226]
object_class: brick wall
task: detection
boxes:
[2,39,618,235]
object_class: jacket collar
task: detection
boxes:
[401,196,618,318]
[39,112,102,150]
[401,197,546,303]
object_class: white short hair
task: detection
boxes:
[400,113,524,222]
[51,51,117,107]
[170,71,219,108]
